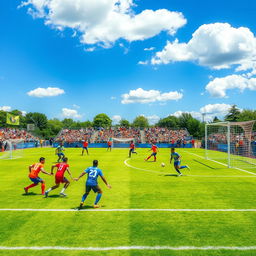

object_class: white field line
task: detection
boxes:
[1,208,256,212]
[184,151,256,176]
[1,246,256,251]
[124,159,256,178]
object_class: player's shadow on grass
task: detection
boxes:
[71,205,107,210]
[22,192,37,196]
[164,174,179,177]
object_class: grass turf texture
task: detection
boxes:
[0,147,256,256]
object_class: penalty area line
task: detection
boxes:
[1,246,256,251]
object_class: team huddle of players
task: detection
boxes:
[24,141,189,208]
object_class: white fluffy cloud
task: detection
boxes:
[151,23,256,72]
[21,0,186,47]
[112,115,122,124]
[27,87,65,97]
[121,88,183,104]
[62,108,82,119]
[0,106,12,112]
[205,74,256,98]
[145,115,160,125]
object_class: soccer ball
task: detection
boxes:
[161,162,165,167]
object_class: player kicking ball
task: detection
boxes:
[145,143,158,162]
[74,160,111,209]
[24,157,52,195]
[170,148,190,176]
[45,157,73,197]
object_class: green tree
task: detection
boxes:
[187,118,201,137]
[156,116,179,128]
[93,113,112,128]
[119,119,130,128]
[25,112,48,130]
[132,116,149,128]
[238,109,256,122]
[47,119,64,135]
[178,113,193,128]
[212,116,221,123]
[225,105,241,122]
[80,121,92,128]
[62,118,75,128]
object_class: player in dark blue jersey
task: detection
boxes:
[74,160,111,209]
[170,148,190,176]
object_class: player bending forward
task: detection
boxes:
[145,143,158,162]
[170,148,190,176]
[45,157,73,197]
[74,160,111,209]
[24,157,52,195]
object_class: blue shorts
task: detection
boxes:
[174,161,181,166]
[83,147,88,149]
[151,152,157,156]
[30,177,43,184]
[57,153,64,157]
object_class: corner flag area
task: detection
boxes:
[1,148,256,256]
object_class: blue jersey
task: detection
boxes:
[171,152,180,161]
[84,167,103,186]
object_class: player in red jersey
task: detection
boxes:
[81,140,89,156]
[129,141,137,157]
[45,157,73,197]
[145,143,159,162]
[24,157,52,195]
[107,140,112,151]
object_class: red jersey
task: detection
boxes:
[152,145,158,153]
[83,141,88,147]
[130,143,135,149]
[108,141,112,146]
[29,163,44,178]
[55,163,69,177]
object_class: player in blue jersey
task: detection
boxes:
[170,148,190,176]
[74,160,111,209]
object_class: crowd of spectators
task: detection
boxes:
[55,128,94,143]
[0,128,39,142]
[95,127,141,143]
[144,128,190,144]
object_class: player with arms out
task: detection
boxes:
[81,140,89,156]
[170,148,190,176]
[107,140,112,151]
[56,143,65,162]
[129,141,137,158]
[24,157,52,195]
[145,143,158,162]
[74,160,111,209]
[45,157,73,197]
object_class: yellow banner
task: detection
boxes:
[6,113,20,126]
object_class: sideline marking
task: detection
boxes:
[1,246,256,251]
[1,208,256,212]
[124,159,256,178]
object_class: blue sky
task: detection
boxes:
[0,0,256,124]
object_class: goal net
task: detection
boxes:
[205,121,256,169]
[112,138,135,148]
[0,139,24,160]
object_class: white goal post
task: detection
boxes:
[205,121,256,169]
[0,139,24,160]
[112,138,135,148]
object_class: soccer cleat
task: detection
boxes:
[186,165,191,171]
[78,202,84,209]
[60,192,67,197]
[45,191,49,198]
[178,173,183,177]
[24,188,28,194]
[93,204,100,208]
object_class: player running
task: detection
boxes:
[74,160,111,209]
[45,157,73,197]
[56,143,65,162]
[24,157,52,195]
[145,143,158,162]
[107,140,112,151]
[129,141,137,157]
[170,148,190,176]
[81,140,89,156]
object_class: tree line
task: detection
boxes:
[0,105,255,139]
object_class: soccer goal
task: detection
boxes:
[0,139,24,160]
[205,121,256,169]
[112,138,135,148]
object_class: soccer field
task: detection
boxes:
[0,147,256,256]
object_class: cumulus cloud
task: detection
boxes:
[62,108,82,119]
[21,0,186,47]
[0,106,12,112]
[112,115,122,124]
[205,74,256,98]
[121,88,183,104]
[27,87,65,97]
[151,23,256,72]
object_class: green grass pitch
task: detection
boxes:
[0,147,256,256]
